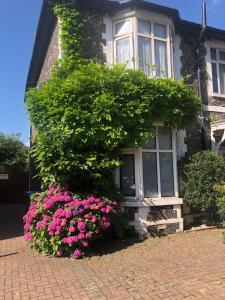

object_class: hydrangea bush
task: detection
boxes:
[23,185,117,259]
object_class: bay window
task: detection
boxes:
[137,20,168,77]
[119,126,178,200]
[114,19,133,68]
[211,48,225,95]
[113,17,171,77]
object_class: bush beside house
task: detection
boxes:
[183,151,225,223]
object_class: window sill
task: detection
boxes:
[121,197,183,207]
[209,93,225,99]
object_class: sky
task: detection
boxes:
[0,0,224,145]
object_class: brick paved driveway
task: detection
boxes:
[1,205,225,299]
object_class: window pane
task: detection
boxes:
[159,127,172,150]
[138,36,152,76]
[155,40,168,77]
[116,38,131,67]
[143,153,158,197]
[159,153,174,197]
[219,51,225,61]
[115,20,130,36]
[212,63,219,93]
[154,23,167,39]
[120,154,135,196]
[210,48,217,60]
[219,64,225,94]
[142,137,156,149]
[138,19,151,35]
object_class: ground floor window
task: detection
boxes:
[119,126,178,200]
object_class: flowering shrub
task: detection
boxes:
[23,185,117,259]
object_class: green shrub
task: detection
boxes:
[183,151,225,222]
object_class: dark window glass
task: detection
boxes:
[143,152,158,197]
[212,63,219,93]
[219,51,225,61]
[120,154,135,196]
[159,153,174,197]
[210,48,217,60]
[219,63,225,94]
[158,127,172,150]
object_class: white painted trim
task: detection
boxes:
[146,218,183,226]
[121,197,183,207]
[206,105,225,113]
[205,40,225,96]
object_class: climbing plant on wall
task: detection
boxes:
[26,1,201,190]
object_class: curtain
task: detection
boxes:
[155,40,168,78]
[138,19,151,35]
[154,23,166,39]
[138,36,152,76]
[116,37,131,68]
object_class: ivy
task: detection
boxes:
[52,1,84,70]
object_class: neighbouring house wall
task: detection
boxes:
[180,27,211,156]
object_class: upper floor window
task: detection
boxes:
[211,48,225,95]
[137,20,168,77]
[113,17,170,78]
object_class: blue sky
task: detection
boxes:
[0,0,224,145]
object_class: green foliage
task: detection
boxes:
[26,62,200,188]
[53,2,83,71]
[0,132,28,172]
[183,151,225,220]
[25,2,200,190]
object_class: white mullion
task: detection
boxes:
[167,24,172,78]
[133,17,138,70]
[152,28,156,77]
[156,127,161,198]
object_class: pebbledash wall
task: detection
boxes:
[26,0,225,235]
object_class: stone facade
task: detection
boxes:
[38,23,59,85]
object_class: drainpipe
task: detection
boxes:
[197,1,207,150]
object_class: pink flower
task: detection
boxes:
[65,210,72,219]
[62,236,78,244]
[86,232,92,239]
[73,249,82,259]
[24,232,32,241]
[77,221,86,232]
[106,206,112,214]
[101,208,106,213]
[61,219,67,226]
[82,240,89,247]
[92,216,97,223]
[69,226,75,233]
[56,250,63,257]
[78,233,85,240]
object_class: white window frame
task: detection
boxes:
[211,48,225,96]
[112,14,173,78]
[113,17,135,69]
[116,126,179,202]
[206,41,225,98]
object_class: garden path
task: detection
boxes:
[0,207,225,300]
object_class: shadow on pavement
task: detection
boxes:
[0,204,25,240]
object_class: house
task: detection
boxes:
[26,0,225,235]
